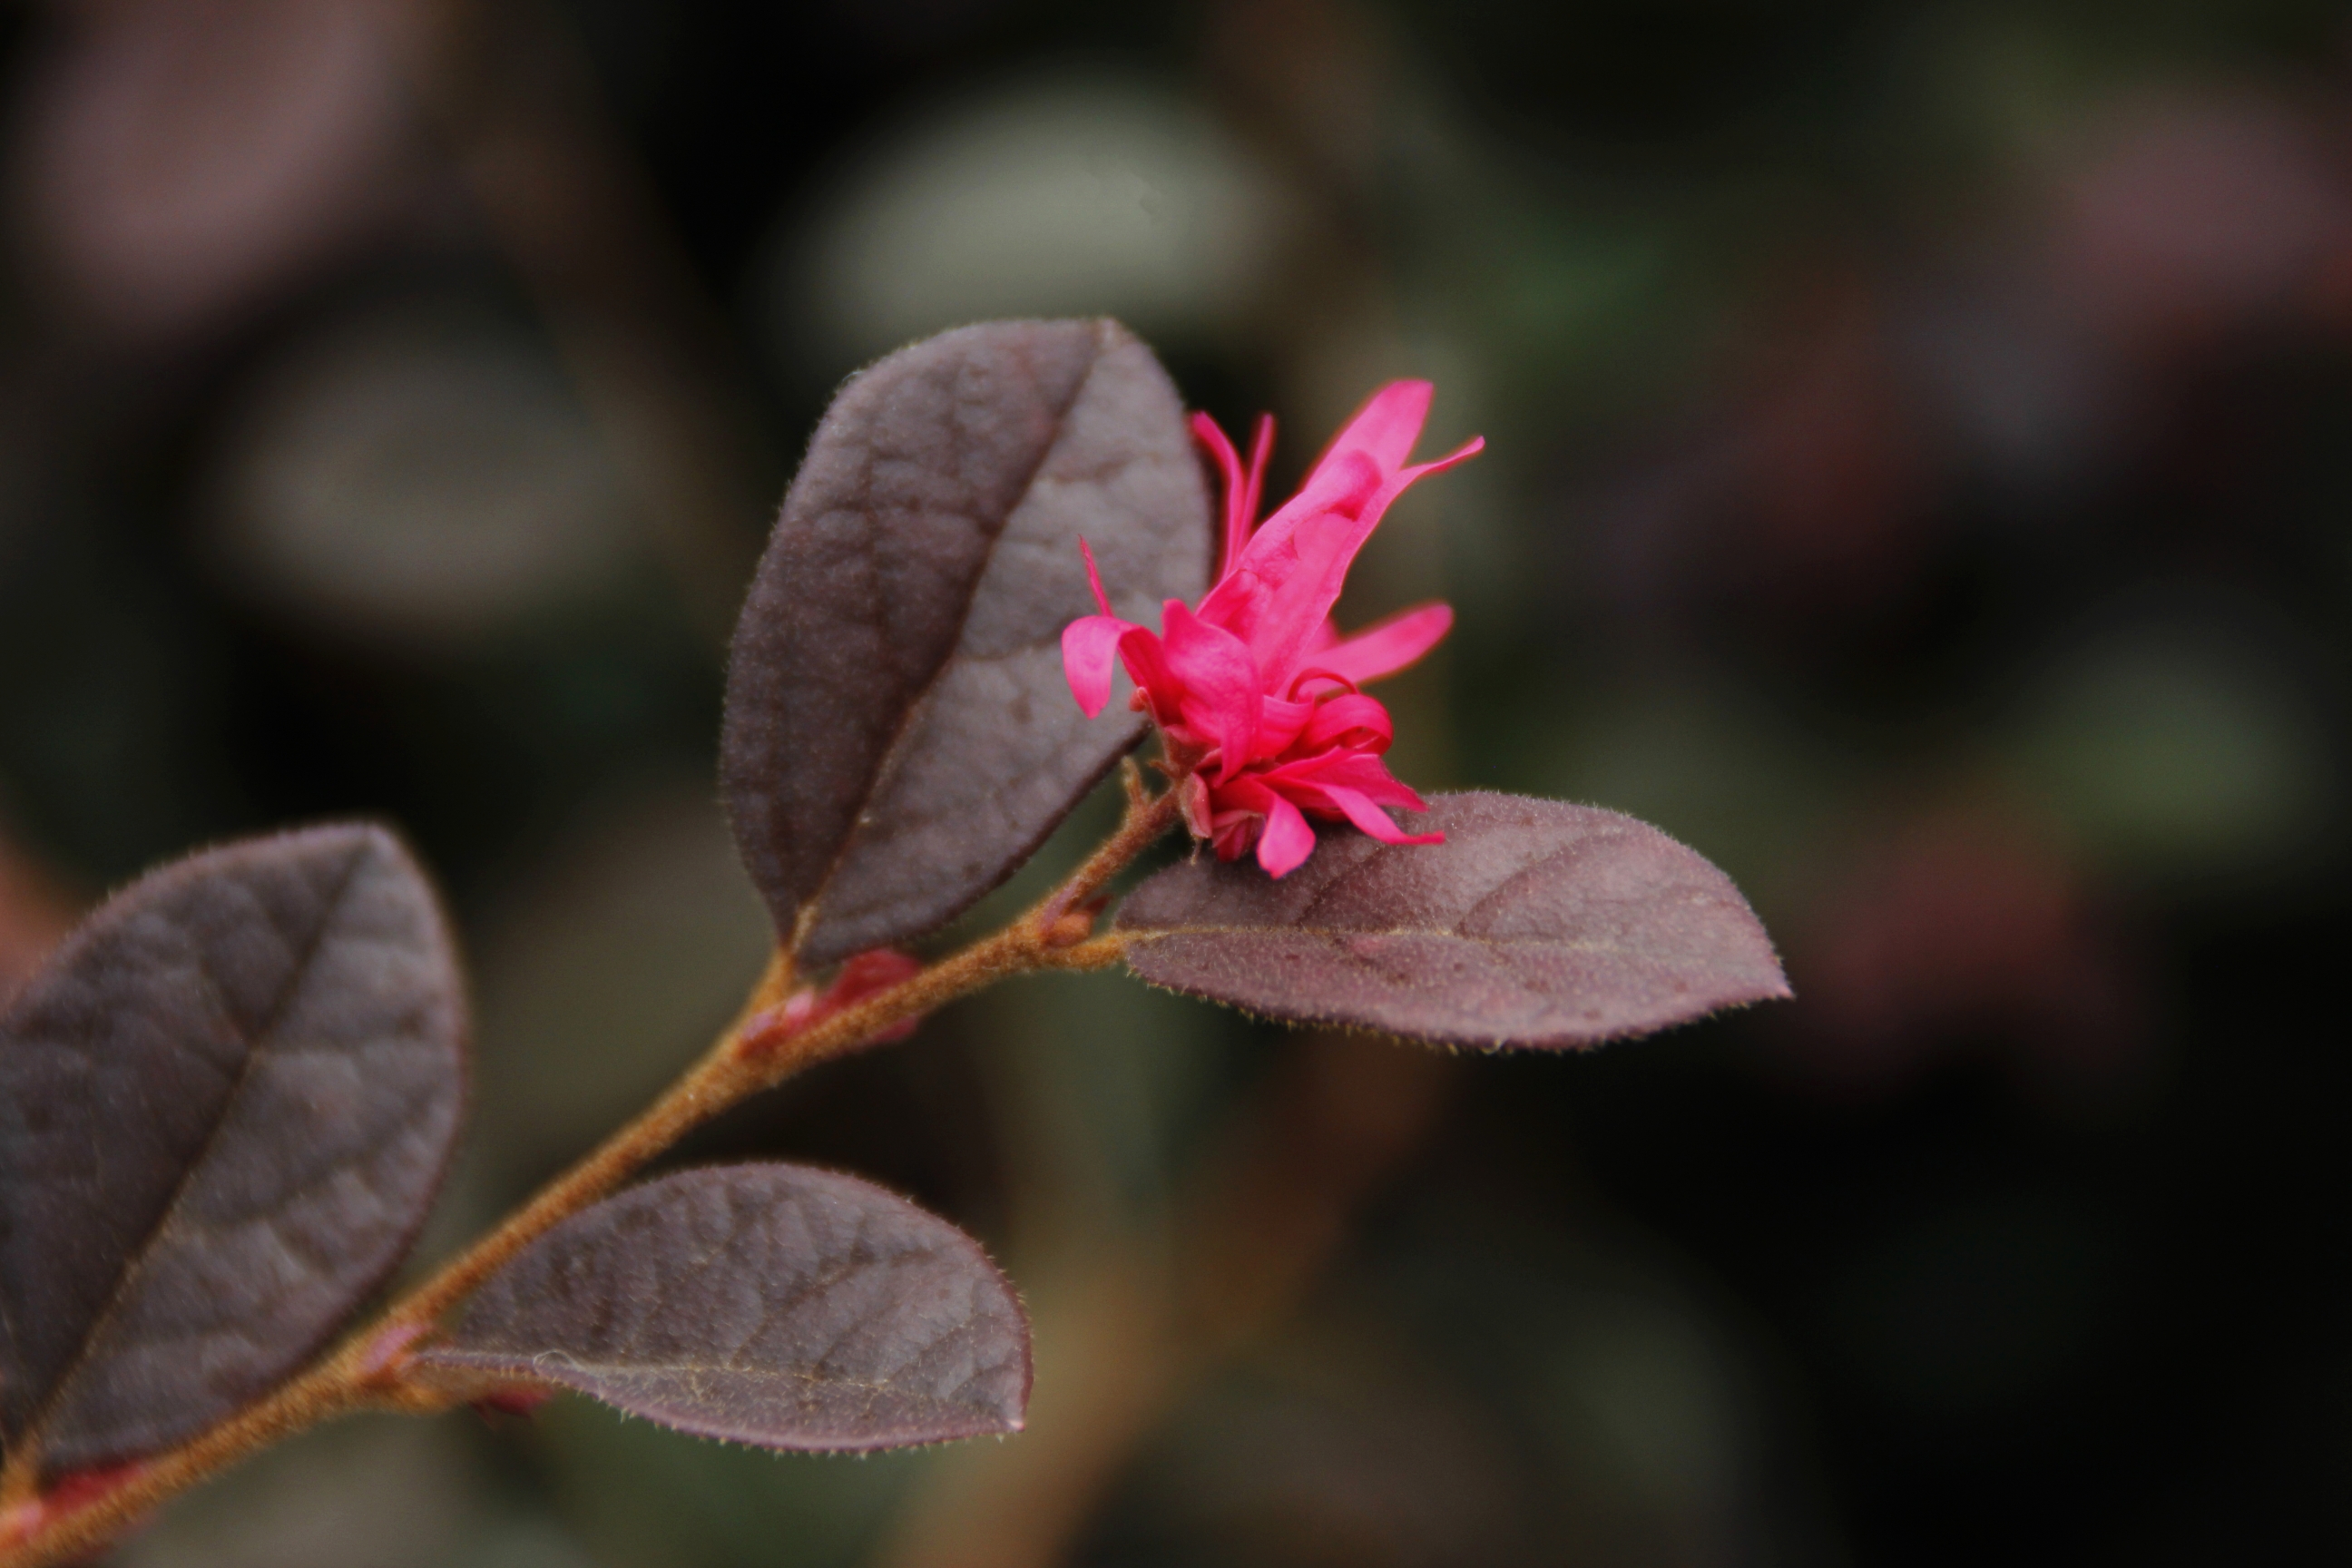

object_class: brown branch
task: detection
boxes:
[0,779,1186,1568]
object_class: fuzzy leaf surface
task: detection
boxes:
[417,1164,1031,1451]
[0,826,467,1474]
[721,318,1210,965]
[1118,791,1789,1048]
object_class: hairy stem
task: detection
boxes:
[0,780,1184,1568]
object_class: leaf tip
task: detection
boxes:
[0,819,470,1473]
[1116,791,1795,1051]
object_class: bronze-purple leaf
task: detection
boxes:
[416,1164,1031,1451]
[1117,792,1790,1049]
[721,318,1211,967]
[0,826,467,1475]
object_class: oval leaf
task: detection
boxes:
[416,1164,1031,1451]
[1117,791,1790,1049]
[721,318,1211,966]
[0,826,467,1474]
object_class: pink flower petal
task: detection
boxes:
[1304,440,1477,638]
[1078,537,1115,616]
[1240,414,1274,550]
[1298,693,1395,754]
[1203,773,1275,861]
[1209,437,1482,693]
[1268,747,1428,809]
[1191,414,1252,577]
[1256,794,1318,877]
[1310,380,1433,480]
[1061,613,1135,716]
[1197,411,1285,583]
[1209,772,1275,815]
[1315,602,1454,685]
[1250,693,1317,761]
[1161,601,1263,780]
[1116,620,1182,727]
[1321,783,1444,846]
[1202,445,1383,613]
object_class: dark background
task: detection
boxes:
[1,1,2348,1563]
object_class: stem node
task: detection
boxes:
[0,776,1187,1568]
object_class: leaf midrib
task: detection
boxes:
[796,327,1115,960]
[20,841,370,1460]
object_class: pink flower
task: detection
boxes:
[1062,380,1483,877]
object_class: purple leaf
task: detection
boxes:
[416,1164,1031,1451]
[1117,792,1790,1049]
[721,318,1211,967]
[0,826,467,1475]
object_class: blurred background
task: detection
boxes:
[0,0,2348,1563]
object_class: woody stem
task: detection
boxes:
[0,775,1188,1568]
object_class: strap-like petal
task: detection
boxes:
[1061,613,1136,717]
[1191,414,1250,578]
[1193,456,1375,679]
[1309,380,1432,479]
[1298,692,1395,754]
[1256,794,1318,877]
[1240,415,1274,551]
[1079,538,1115,616]
[1268,746,1428,809]
[1314,602,1454,686]
[1250,694,1317,762]
[1117,617,1183,730]
[1321,782,1445,846]
[1162,601,1263,781]
[1191,412,1282,582]
[1211,437,1482,692]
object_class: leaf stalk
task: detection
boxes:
[0,779,1185,1568]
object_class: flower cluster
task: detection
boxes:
[1062,381,1481,877]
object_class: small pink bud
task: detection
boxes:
[0,1500,41,1547]
[357,1320,433,1383]
[1044,907,1098,947]
[742,948,926,1055]
[474,1386,556,1419]
[3,1459,152,1546]
[42,1463,142,1516]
